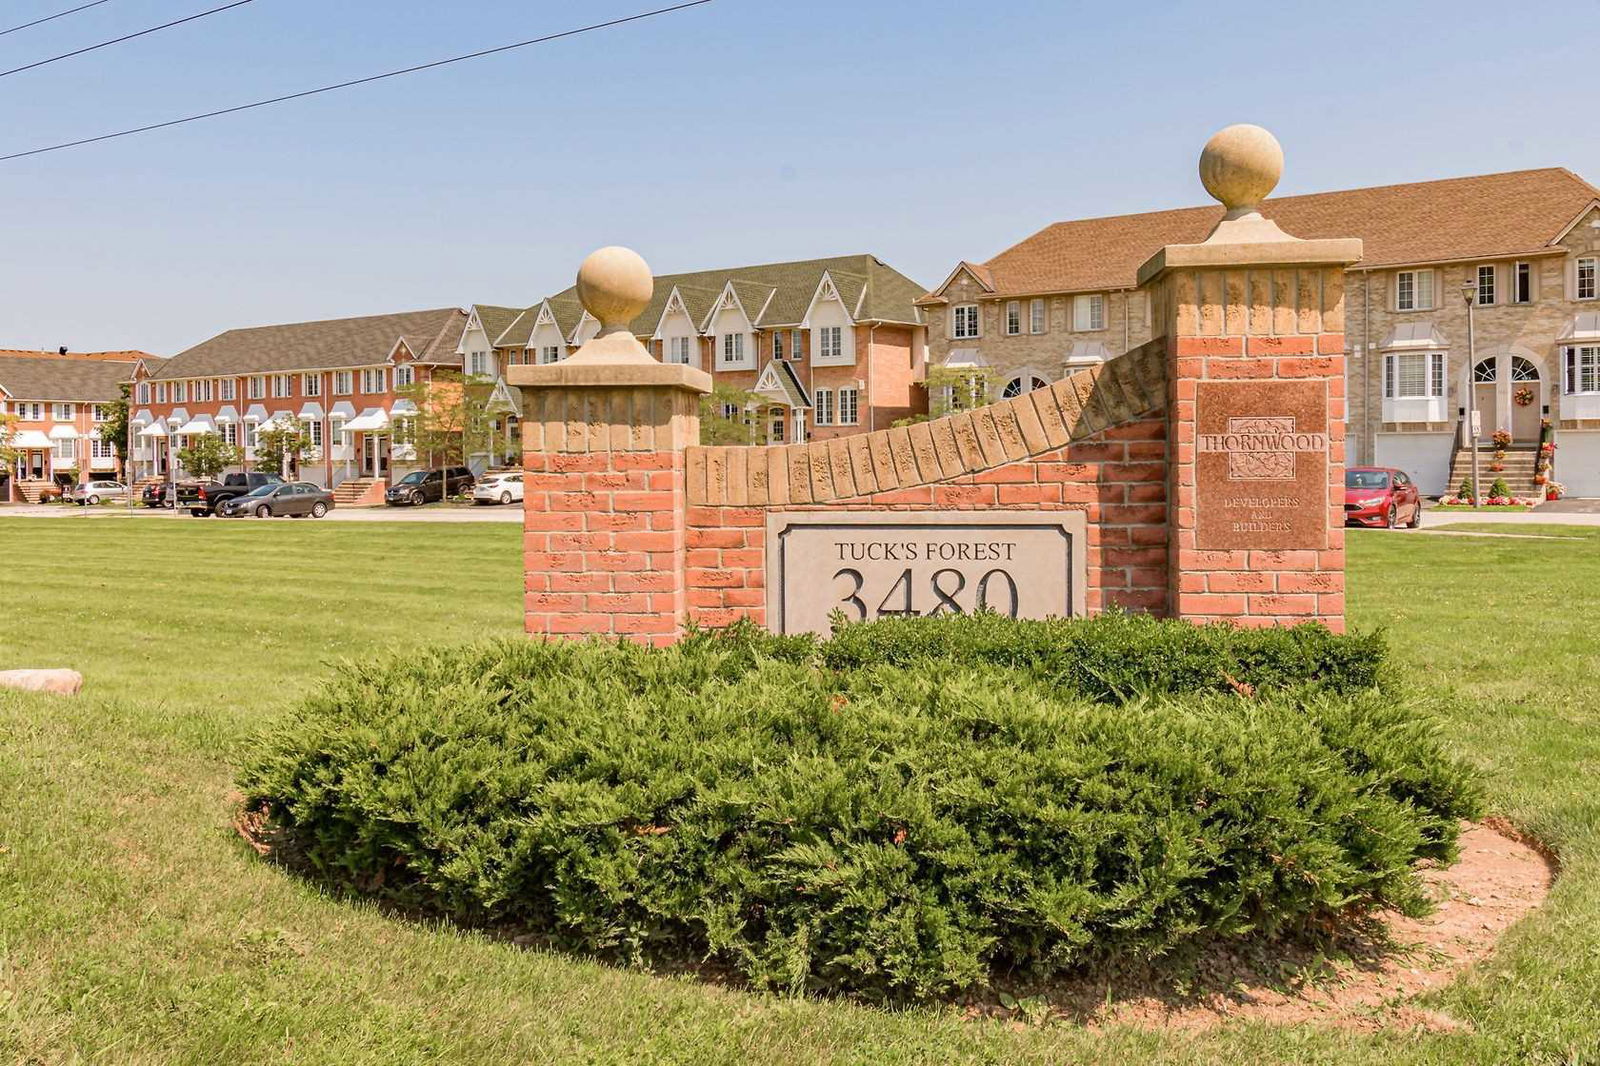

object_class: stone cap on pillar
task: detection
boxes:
[1137,125,1363,287]
[507,245,712,395]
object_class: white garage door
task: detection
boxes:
[1374,432,1455,496]
[1557,431,1600,498]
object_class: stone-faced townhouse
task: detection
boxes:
[921,167,1600,495]
[488,255,930,444]
[132,307,467,497]
[0,350,164,501]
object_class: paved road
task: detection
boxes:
[0,503,523,523]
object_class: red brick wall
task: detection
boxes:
[683,415,1169,630]
[522,449,689,646]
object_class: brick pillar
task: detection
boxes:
[507,247,712,646]
[1142,125,1364,631]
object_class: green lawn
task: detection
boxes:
[1,519,1597,1064]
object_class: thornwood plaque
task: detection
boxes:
[1194,379,1330,550]
[766,511,1087,636]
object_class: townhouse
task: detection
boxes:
[920,168,1600,495]
[132,307,468,495]
[0,350,163,501]
[484,255,930,445]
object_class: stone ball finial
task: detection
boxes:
[575,245,653,330]
[1199,124,1283,215]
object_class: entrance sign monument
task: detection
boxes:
[768,511,1087,635]
[510,125,1360,643]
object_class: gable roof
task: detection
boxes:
[538,254,927,340]
[930,167,1600,301]
[469,305,522,345]
[0,356,143,402]
[152,307,468,379]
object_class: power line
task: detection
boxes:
[0,0,116,38]
[0,0,254,79]
[0,0,712,163]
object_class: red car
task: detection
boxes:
[1345,466,1422,528]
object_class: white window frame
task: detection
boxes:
[1513,261,1533,304]
[394,365,415,389]
[221,421,239,447]
[172,381,187,403]
[539,345,562,365]
[301,373,321,397]
[1073,294,1106,332]
[360,368,386,394]
[1383,351,1446,399]
[92,404,110,422]
[155,383,168,403]
[720,332,748,367]
[666,336,693,365]
[219,378,236,401]
[814,388,835,426]
[195,379,213,403]
[1029,298,1047,334]
[838,387,859,426]
[302,418,324,449]
[1395,269,1435,311]
[270,375,292,399]
[247,376,265,400]
[333,371,353,395]
[242,420,259,451]
[52,402,74,421]
[951,304,980,340]
[137,382,151,404]
[1579,257,1598,301]
[771,331,785,361]
[1564,346,1600,395]
[1004,301,1022,336]
[1476,264,1496,306]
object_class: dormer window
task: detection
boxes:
[667,336,694,365]
[819,326,842,361]
[722,332,745,365]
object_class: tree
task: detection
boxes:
[397,370,495,467]
[894,366,996,427]
[699,384,766,445]
[176,434,242,480]
[0,411,17,472]
[255,424,310,478]
[99,384,132,480]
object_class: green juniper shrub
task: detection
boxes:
[241,625,1476,1002]
[816,611,1385,700]
[1489,476,1513,499]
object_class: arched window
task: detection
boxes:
[1473,358,1497,383]
[1510,356,1539,382]
[1001,375,1050,399]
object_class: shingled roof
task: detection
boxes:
[0,356,144,402]
[0,349,163,363]
[930,168,1600,301]
[470,305,522,345]
[508,255,926,345]
[153,307,468,379]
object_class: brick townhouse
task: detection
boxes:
[0,349,164,501]
[487,255,930,445]
[920,167,1600,494]
[131,307,468,499]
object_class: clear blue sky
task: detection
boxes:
[2,0,1595,354]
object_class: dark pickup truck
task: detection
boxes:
[179,472,285,516]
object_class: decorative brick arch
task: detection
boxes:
[682,342,1170,628]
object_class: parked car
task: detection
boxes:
[471,471,524,506]
[216,481,334,519]
[179,471,286,516]
[1345,466,1422,528]
[141,482,175,508]
[70,480,128,505]
[385,466,475,506]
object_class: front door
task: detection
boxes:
[1472,358,1498,442]
[1510,357,1541,441]
[361,435,379,478]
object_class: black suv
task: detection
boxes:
[385,466,474,506]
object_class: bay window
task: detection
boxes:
[1382,351,1447,422]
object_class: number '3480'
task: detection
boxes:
[832,566,1020,620]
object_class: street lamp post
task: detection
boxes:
[1461,280,1481,510]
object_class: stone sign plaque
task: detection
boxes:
[1194,380,1330,550]
[766,511,1087,636]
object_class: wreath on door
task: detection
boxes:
[1514,386,1536,407]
